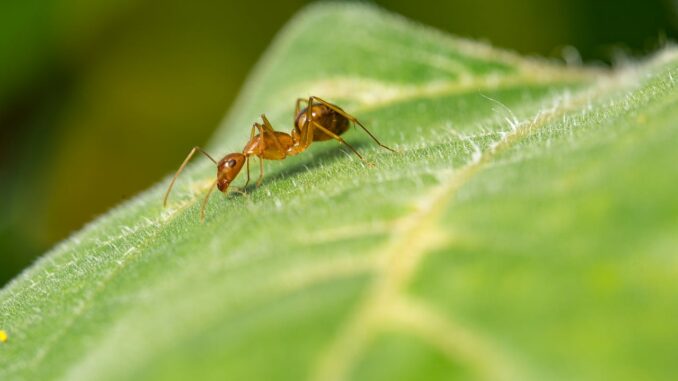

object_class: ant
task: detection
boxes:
[163,96,396,221]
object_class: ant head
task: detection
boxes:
[216,153,246,192]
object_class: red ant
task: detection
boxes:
[163,96,396,220]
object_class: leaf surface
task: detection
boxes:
[2,4,677,381]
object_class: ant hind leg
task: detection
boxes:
[309,96,397,153]
[294,98,308,119]
[311,121,374,167]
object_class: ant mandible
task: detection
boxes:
[163,96,396,221]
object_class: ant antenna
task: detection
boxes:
[163,146,217,207]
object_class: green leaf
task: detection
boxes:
[2,3,677,380]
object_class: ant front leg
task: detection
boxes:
[252,121,270,188]
[242,155,251,189]
[257,157,265,187]
[240,123,260,190]
[226,129,253,196]
[309,96,397,153]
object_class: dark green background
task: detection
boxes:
[1,0,676,285]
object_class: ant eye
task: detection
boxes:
[227,159,237,168]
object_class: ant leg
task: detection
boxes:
[237,124,257,192]
[243,155,251,189]
[257,157,265,187]
[311,121,373,166]
[309,96,397,152]
[164,146,218,207]
[252,122,269,188]
[248,122,269,159]
[259,114,287,155]
[199,179,219,223]
[294,98,308,119]
[300,98,316,147]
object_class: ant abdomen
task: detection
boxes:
[295,103,350,141]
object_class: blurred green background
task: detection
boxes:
[1,0,676,285]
